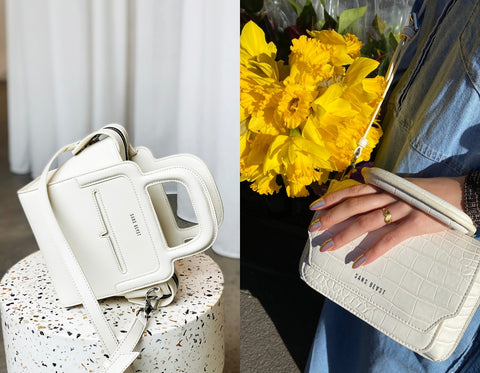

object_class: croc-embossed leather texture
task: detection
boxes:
[300,168,480,361]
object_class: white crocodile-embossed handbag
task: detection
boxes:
[17,124,223,372]
[300,167,480,361]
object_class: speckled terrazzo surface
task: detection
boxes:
[0,251,224,372]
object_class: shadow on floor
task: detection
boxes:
[240,182,325,372]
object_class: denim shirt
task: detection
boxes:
[306,1,480,372]
[375,0,480,178]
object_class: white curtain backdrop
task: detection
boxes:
[6,0,239,258]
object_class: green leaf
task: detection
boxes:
[317,0,337,30]
[387,31,399,51]
[338,6,367,34]
[360,39,377,59]
[322,8,337,30]
[372,14,387,35]
[378,34,388,51]
[378,55,390,77]
[290,128,302,137]
[297,0,318,30]
[288,0,302,16]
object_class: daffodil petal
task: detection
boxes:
[240,21,277,63]
[344,57,380,86]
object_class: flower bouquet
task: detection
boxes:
[240,20,386,197]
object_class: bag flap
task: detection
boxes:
[301,211,480,333]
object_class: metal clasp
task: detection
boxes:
[411,12,419,32]
[401,12,419,40]
[137,287,162,317]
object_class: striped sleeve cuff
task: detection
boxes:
[464,170,480,227]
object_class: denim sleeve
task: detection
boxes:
[375,0,480,178]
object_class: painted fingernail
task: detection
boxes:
[309,218,322,232]
[320,239,334,252]
[352,255,367,269]
[309,199,325,210]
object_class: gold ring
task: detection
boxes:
[382,208,392,225]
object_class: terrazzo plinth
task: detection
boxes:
[0,251,224,372]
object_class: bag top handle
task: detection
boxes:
[363,167,476,236]
[72,124,138,160]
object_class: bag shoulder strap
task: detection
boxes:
[37,126,176,373]
[341,14,419,180]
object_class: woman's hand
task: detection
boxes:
[308,176,466,268]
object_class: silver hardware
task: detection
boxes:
[412,12,419,32]
[137,287,162,316]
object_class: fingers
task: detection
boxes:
[308,191,398,233]
[309,176,460,269]
[319,201,407,252]
[351,218,417,268]
[352,211,448,268]
[309,183,380,211]
[313,203,449,268]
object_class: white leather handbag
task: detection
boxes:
[300,167,480,361]
[17,124,223,372]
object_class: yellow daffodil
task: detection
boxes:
[288,36,333,87]
[344,33,363,58]
[277,83,315,129]
[240,21,386,197]
[240,21,276,67]
[260,127,334,197]
[308,30,354,66]
[240,20,287,82]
